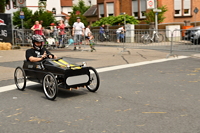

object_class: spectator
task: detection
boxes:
[31,21,43,35]
[99,24,106,39]
[72,17,85,50]
[116,26,125,43]
[85,25,91,45]
[57,20,65,48]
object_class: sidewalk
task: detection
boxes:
[0,44,198,82]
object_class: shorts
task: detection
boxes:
[74,34,83,44]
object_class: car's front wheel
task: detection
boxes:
[43,73,58,100]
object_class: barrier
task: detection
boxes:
[12,28,200,54]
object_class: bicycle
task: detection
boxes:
[141,30,164,44]
[98,31,110,42]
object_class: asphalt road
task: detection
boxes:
[0,57,200,133]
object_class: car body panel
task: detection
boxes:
[23,58,90,88]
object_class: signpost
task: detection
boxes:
[194,7,199,27]
[147,0,155,9]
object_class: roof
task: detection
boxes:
[83,5,97,17]
[60,0,73,7]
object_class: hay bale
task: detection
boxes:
[0,42,12,50]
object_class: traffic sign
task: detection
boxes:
[16,0,26,7]
[153,9,162,12]
[20,11,24,19]
[194,7,199,14]
[147,0,154,9]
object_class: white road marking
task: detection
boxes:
[0,56,189,93]
[96,56,189,73]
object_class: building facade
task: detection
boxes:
[97,0,200,25]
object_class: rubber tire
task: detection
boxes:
[155,33,164,43]
[43,73,58,100]
[14,67,26,91]
[86,67,100,92]
[142,35,151,44]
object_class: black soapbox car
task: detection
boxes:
[14,57,100,100]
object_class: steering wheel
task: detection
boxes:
[43,54,54,59]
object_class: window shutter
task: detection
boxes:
[140,0,146,12]
[174,0,182,10]
[132,0,138,12]
[99,4,104,14]
[107,3,114,14]
[184,0,190,9]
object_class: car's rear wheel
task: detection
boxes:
[43,73,58,100]
[14,67,26,91]
[86,67,100,92]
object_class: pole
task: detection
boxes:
[20,7,24,45]
[155,0,158,33]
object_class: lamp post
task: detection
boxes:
[119,12,130,54]
[120,12,126,25]
[88,0,91,6]
[52,8,56,15]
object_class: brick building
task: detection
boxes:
[97,0,200,25]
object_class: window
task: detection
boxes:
[174,0,191,16]
[107,3,114,16]
[132,0,146,19]
[183,0,191,16]
[99,4,104,18]
[140,0,146,18]
[132,0,138,18]
[6,0,11,10]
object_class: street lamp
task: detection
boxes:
[52,8,56,15]
[120,12,126,25]
[88,0,91,6]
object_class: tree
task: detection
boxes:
[72,0,90,15]
[91,15,139,27]
[12,1,55,29]
[68,0,90,27]
[68,14,88,27]
[0,0,6,13]
[32,10,55,28]
[144,5,168,24]
[12,7,33,29]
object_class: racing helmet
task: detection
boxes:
[32,34,44,50]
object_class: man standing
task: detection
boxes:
[72,17,85,50]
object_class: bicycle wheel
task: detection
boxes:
[155,33,164,43]
[142,35,151,44]
[106,34,111,41]
[98,35,104,42]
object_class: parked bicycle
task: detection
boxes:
[141,30,164,44]
[98,31,110,42]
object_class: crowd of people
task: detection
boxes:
[30,17,125,52]
[30,17,96,51]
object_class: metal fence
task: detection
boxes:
[13,28,200,54]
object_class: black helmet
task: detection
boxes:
[32,34,44,50]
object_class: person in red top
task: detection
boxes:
[31,21,43,35]
[57,20,65,48]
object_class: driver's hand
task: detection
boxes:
[41,51,47,59]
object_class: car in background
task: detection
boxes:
[184,26,200,45]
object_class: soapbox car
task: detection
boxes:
[14,57,100,100]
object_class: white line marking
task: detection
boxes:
[0,56,189,93]
[96,56,189,73]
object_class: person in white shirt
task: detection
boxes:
[85,25,91,45]
[72,17,85,50]
[116,26,125,43]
